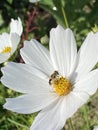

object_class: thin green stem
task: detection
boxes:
[68,118,75,130]
[61,6,69,28]
[83,105,90,130]
[8,118,29,129]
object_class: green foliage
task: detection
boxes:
[39,0,98,46]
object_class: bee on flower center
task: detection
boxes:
[49,71,59,85]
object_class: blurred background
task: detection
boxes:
[0,0,98,130]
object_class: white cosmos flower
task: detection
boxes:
[1,25,98,130]
[0,17,23,64]
[93,126,98,130]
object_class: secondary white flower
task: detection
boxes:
[93,126,98,130]
[0,17,23,63]
[1,25,98,130]
[29,0,40,3]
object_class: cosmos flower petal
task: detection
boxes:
[62,91,89,119]
[4,93,58,114]
[93,126,98,130]
[31,92,88,130]
[20,39,54,76]
[73,69,98,95]
[0,54,10,64]
[10,33,20,53]
[0,33,12,49]
[1,62,51,93]
[50,25,77,77]
[72,32,98,81]
[0,33,11,49]
[30,98,66,130]
[10,17,23,36]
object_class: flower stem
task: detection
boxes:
[8,118,29,129]
[61,6,69,28]
[83,105,90,130]
[68,118,75,130]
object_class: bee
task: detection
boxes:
[49,71,59,85]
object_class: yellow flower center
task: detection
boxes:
[53,76,72,96]
[1,47,12,53]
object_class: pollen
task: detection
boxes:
[1,47,12,53]
[53,77,72,96]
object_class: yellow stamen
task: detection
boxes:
[53,77,72,96]
[1,47,12,53]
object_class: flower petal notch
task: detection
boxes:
[0,17,23,64]
[1,25,98,130]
